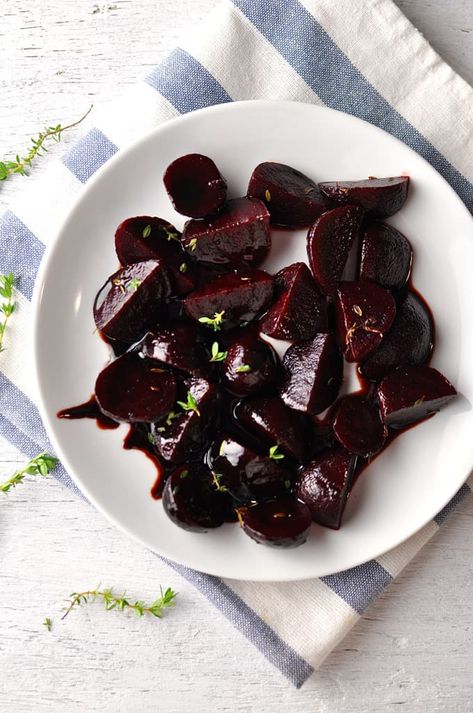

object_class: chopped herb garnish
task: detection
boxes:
[209,341,228,363]
[180,469,189,479]
[211,471,228,493]
[142,224,152,239]
[147,432,156,445]
[198,310,225,332]
[188,238,197,251]
[179,263,188,273]
[235,364,251,373]
[165,410,179,426]
[164,227,180,242]
[284,479,291,489]
[265,189,271,202]
[177,391,200,416]
[127,277,141,292]
[268,444,285,461]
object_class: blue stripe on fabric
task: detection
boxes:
[62,128,118,184]
[231,0,473,212]
[0,211,45,299]
[164,559,314,687]
[322,560,392,615]
[146,47,232,114]
[434,483,471,525]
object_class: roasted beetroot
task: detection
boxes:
[247,161,325,227]
[260,262,327,340]
[359,222,412,289]
[221,331,278,396]
[336,281,396,362]
[183,269,273,331]
[377,365,457,428]
[162,463,230,531]
[163,153,227,218]
[278,334,343,415]
[140,324,210,376]
[307,205,364,295]
[94,261,171,343]
[241,496,312,548]
[333,396,386,456]
[182,197,270,267]
[95,352,176,423]
[295,448,357,529]
[360,291,433,381]
[319,176,409,218]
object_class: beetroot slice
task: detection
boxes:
[360,291,433,381]
[140,324,210,377]
[247,162,325,227]
[307,205,364,295]
[319,176,409,218]
[333,396,386,456]
[151,377,219,463]
[93,260,171,343]
[295,448,357,529]
[235,396,312,463]
[95,352,176,423]
[221,331,278,396]
[183,269,273,331]
[182,197,270,268]
[260,262,328,340]
[377,365,457,428]
[162,463,229,531]
[336,281,396,362]
[163,153,227,218]
[279,334,343,415]
[115,216,195,296]
[241,496,312,548]
[359,222,412,289]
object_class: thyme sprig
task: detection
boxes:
[0,272,16,352]
[209,341,227,363]
[177,391,200,416]
[269,444,284,461]
[61,585,177,620]
[0,452,59,493]
[198,310,225,332]
[0,106,93,182]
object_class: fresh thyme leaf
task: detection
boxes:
[177,391,201,416]
[61,585,177,621]
[179,262,188,273]
[164,227,179,242]
[0,106,93,183]
[165,410,179,426]
[142,224,152,239]
[211,471,228,493]
[265,189,271,202]
[198,310,225,332]
[219,440,226,457]
[147,432,156,445]
[127,277,141,292]
[209,341,227,363]
[268,444,285,461]
[187,238,197,251]
[43,617,53,632]
[235,364,251,373]
[0,452,59,493]
[0,272,16,352]
[284,479,291,489]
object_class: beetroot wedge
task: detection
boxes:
[235,396,312,463]
[140,324,210,376]
[222,331,278,396]
[360,291,433,381]
[241,496,312,547]
[260,262,327,340]
[377,365,457,428]
[182,197,270,267]
[115,216,195,295]
[93,260,171,342]
[247,162,325,227]
[359,222,412,289]
[319,176,409,218]
[295,448,357,529]
[333,395,386,456]
[336,281,396,362]
[151,377,219,463]
[162,463,230,531]
[183,269,273,331]
[279,334,343,415]
[95,352,176,423]
[163,153,227,218]
[307,205,364,295]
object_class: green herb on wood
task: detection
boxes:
[61,585,177,620]
[0,272,16,352]
[0,452,59,493]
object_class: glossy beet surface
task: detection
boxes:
[333,396,387,456]
[359,223,412,289]
[182,197,270,267]
[151,377,219,463]
[162,463,230,531]
[319,176,410,218]
[140,324,210,377]
[235,396,312,463]
[163,153,227,218]
[336,281,396,362]
[279,334,343,415]
[247,161,326,227]
[296,449,357,529]
[93,260,171,343]
[307,205,364,295]
[241,497,313,547]
[114,216,195,295]
[377,365,457,428]
[184,269,273,330]
[260,262,327,340]
[222,331,278,396]
[95,352,176,423]
[360,291,433,381]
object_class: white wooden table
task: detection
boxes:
[1,2,472,711]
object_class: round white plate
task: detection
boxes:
[33,100,473,581]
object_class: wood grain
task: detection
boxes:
[0,1,472,711]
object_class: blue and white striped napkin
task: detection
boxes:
[1,0,472,688]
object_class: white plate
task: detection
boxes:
[33,100,473,581]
